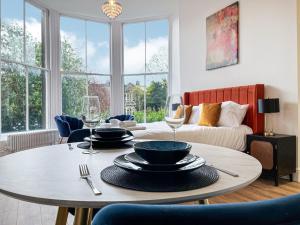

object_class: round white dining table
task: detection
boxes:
[0,142,262,225]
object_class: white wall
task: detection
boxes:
[179,0,298,135]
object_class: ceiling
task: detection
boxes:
[37,0,179,21]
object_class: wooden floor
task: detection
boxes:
[210,178,300,204]
[0,178,299,225]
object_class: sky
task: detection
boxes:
[1,0,169,85]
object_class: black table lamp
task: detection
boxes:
[258,98,280,136]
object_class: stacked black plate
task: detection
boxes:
[114,141,206,174]
[82,128,134,148]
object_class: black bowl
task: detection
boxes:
[134,141,192,164]
[95,128,126,138]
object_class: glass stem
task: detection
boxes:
[89,128,93,152]
[173,129,176,141]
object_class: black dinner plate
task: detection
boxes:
[84,135,134,144]
[114,155,206,174]
[95,128,127,138]
[124,152,197,170]
[83,136,134,149]
[93,134,131,141]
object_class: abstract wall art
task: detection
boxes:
[206,2,239,70]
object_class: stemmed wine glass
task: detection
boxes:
[81,96,101,154]
[165,95,185,141]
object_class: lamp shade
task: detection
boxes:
[258,98,280,113]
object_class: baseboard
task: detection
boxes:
[294,168,300,182]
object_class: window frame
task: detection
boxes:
[0,0,50,133]
[59,14,112,117]
[121,17,172,123]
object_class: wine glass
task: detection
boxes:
[81,96,100,154]
[165,95,185,141]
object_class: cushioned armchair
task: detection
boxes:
[92,194,300,225]
[54,115,84,143]
[105,114,134,123]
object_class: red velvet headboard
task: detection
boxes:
[183,84,264,134]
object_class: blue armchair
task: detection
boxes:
[67,128,91,143]
[54,115,84,143]
[92,193,300,225]
[105,114,134,123]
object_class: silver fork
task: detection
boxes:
[79,164,102,195]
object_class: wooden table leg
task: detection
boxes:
[198,199,210,205]
[55,207,68,225]
[73,208,90,225]
[87,208,93,225]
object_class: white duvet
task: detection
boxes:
[132,122,253,151]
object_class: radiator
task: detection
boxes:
[7,129,59,152]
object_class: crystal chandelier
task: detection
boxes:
[101,0,123,19]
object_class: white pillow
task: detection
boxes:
[188,105,202,124]
[218,101,249,127]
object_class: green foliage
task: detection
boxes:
[133,108,165,123]
[60,40,84,72]
[28,70,46,130]
[62,75,87,117]
[145,108,165,123]
[1,23,24,62]
[133,111,144,123]
[1,64,26,132]
[146,79,167,111]
[126,77,167,123]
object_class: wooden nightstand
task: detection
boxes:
[246,134,296,186]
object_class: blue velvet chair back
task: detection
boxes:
[54,115,84,138]
[92,193,300,225]
[105,114,134,123]
[67,129,91,143]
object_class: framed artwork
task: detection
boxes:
[206,2,239,70]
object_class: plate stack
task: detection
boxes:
[114,141,206,174]
[83,128,134,148]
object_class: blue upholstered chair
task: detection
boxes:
[92,194,300,225]
[67,128,91,143]
[105,114,134,123]
[54,115,84,143]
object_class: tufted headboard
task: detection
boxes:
[183,84,264,134]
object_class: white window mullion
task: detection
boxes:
[25,66,29,131]
[0,0,2,133]
[85,20,88,96]
[23,0,26,63]
[24,1,29,131]
[85,20,88,74]
[49,10,61,128]
[111,21,123,115]
[0,61,2,134]
[143,22,147,123]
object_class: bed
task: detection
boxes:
[132,84,264,151]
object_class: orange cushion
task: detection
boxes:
[198,103,221,127]
[174,105,193,124]
[184,105,193,124]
